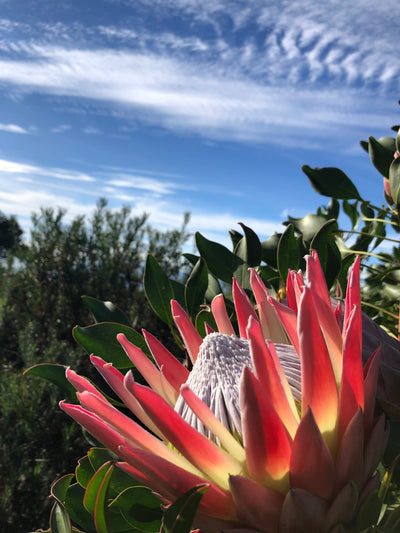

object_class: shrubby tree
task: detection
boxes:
[0,199,190,532]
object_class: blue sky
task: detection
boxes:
[0,0,399,245]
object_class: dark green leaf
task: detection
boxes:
[195,232,234,284]
[184,257,209,320]
[73,323,149,369]
[260,233,280,268]
[287,213,327,244]
[229,229,243,248]
[236,223,262,267]
[277,224,299,284]
[110,486,162,533]
[369,136,397,177]
[195,308,218,337]
[342,200,360,229]
[360,139,369,152]
[82,296,131,327]
[233,224,262,290]
[355,490,382,530]
[65,483,97,533]
[309,219,341,289]
[170,279,186,309]
[204,273,222,303]
[302,165,362,200]
[88,448,117,473]
[389,157,400,206]
[182,253,199,266]
[24,364,77,399]
[144,254,175,327]
[161,485,207,533]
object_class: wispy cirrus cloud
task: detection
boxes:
[0,122,31,133]
[0,1,397,150]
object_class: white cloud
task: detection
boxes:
[0,122,30,134]
[0,44,395,150]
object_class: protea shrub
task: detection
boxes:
[61,252,389,533]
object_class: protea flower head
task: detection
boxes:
[61,252,388,533]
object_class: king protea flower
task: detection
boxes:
[61,252,388,533]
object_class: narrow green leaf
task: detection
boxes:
[195,232,234,284]
[342,200,360,229]
[277,224,299,284]
[73,323,149,369]
[144,254,175,327]
[161,485,207,533]
[236,223,262,267]
[229,229,243,248]
[302,165,362,200]
[233,224,262,290]
[84,461,114,516]
[185,258,209,320]
[24,364,77,399]
[82,296,131,327]
[50,502,72,533]
[389,157,400,206]
[94,464,115,533]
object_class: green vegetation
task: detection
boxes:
[0,200,190,532]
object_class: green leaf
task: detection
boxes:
[389,157,400,206]
[185,257,209,320]
[170,279,186,308]
[84,461,114,516]
[93,463,115,533]
[49,475,75,533]
[24,364,77,399]
[195,232,234,284]
[161,485,207,533]
[229,229,243,248]
[261,233,281,268]
[277,224,299,284]
[236,223,262,267]
[233,224,262,290]
[144,254,175,327]
[65,483,97,533]
[302,165,362,200]
[355,490,382,530]
[287,213,328,244]
[342,200,360,230]
[82,296,132,327]
[182,253,199,266]
[195,308,218,337]
[73,323,149,369]
[369,136,397,177]
[310,219,341,289]
[110,486,162,533]
[88,448,117,473]
[50,502,72,533]
[204,273,222,304]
